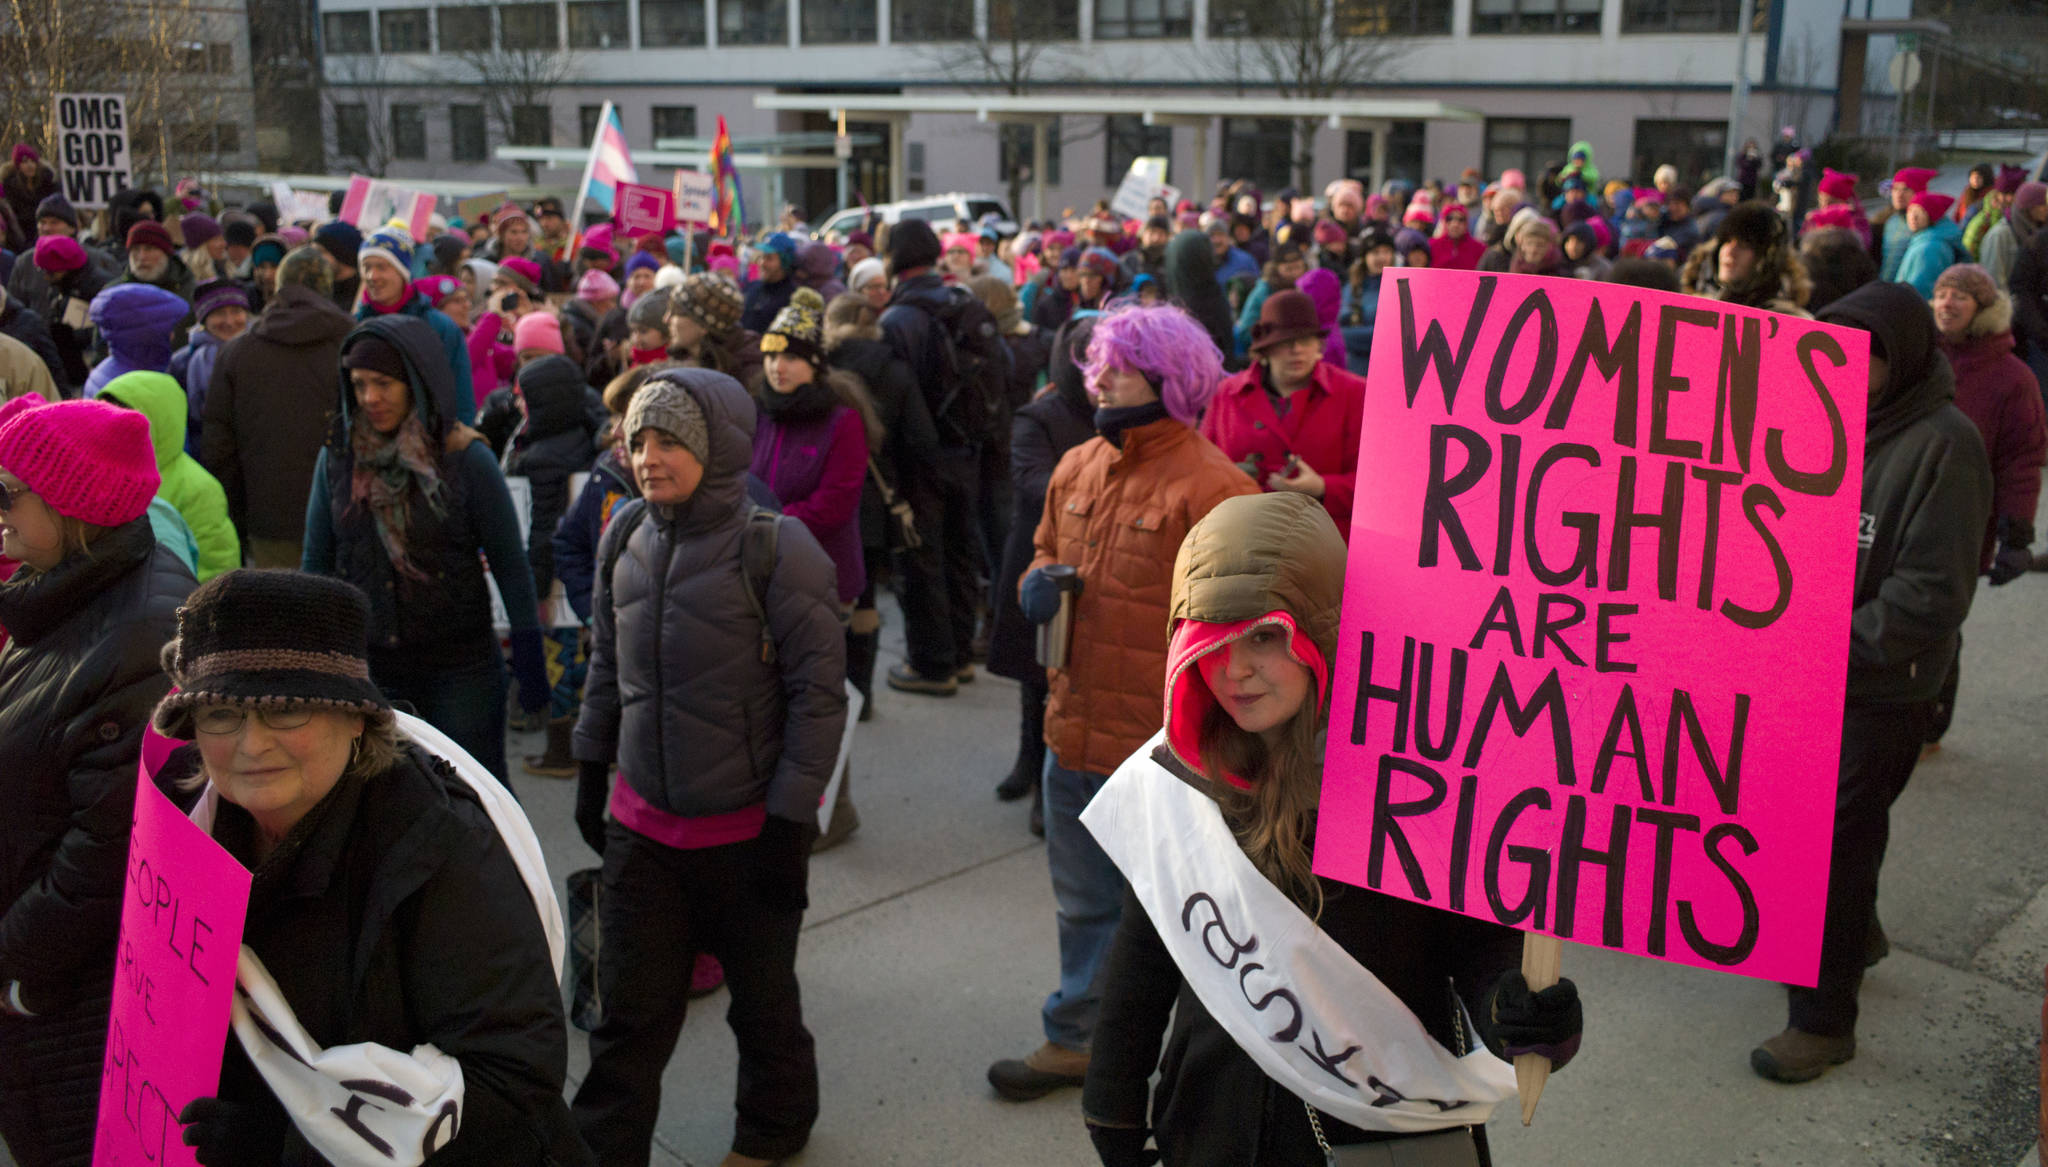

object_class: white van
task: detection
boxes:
[815,193,1015,240]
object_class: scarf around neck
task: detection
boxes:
[350,410,445,581]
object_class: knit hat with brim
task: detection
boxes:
[153,570,393,740]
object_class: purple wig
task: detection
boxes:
[1082,302,1225,426]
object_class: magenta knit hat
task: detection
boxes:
[512,311,566,356]
[0,399,161,525]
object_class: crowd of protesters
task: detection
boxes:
[0,126,2039,1166]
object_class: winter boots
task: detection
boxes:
[522,714,577,778]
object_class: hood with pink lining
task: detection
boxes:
[1163,491,1348,776]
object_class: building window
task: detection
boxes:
[891,0,972,41]
[1000,120,1062,187]
[1337,0,1452,35]
[500,2,560,48]
[322,11,372,52]
[1472,0,1600,33]
[652,105,697,143]
[803,0,875,42]
[641,0,707,44]
[1622,0,1743,31]
[437,5,493,50]
[990,0,1079,38]
[335,103,370,160]
[1104,115,1171,185]
[1633,119,1725,187]
[1096,0,1191,38]
[378,8,431,50]
[1343,122,1426,187]
[451,103,488,161]
[390,104,427,159]
[1221,117,1292,191]
[568,0,630,45]
[579,104,604,143]
[1483,117,1572,180]
[511,104,553,146]
[175,41,237,72]
[718,0,786,43]
[907,141,926,195]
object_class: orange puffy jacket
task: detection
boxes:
[1030,415,1260,775]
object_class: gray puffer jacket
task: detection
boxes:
[572,367,847,825]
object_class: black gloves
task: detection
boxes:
[1484,971,1583,1070]
[1087,1123,1160,1167]
[1991,517,2036,586]
[179,1096,273,1167]
[751,815,817,913]
[576,760,611,855]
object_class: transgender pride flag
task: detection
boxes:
[576,101,638,215]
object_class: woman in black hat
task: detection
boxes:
[156,569,591,1167]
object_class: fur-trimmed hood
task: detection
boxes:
[1966,292,2013,338]
[1681,236,1813,317]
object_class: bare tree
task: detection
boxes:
[452,44,580,184]
[917,0,1102,215]
[0,0,238,188]
[324,54,399,177]
[1769,31,1824,139]
[1202,0,1413,191]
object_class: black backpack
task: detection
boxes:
[924,285,1011,447]
[601,500,782,664]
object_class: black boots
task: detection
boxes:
[523,714,577,778]
[845,618,879,721]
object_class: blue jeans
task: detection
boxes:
[374,648,509,785]
[1041,755,1125,1050]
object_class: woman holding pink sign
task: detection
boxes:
[1080,491,1584,1167]
[0,395,192,1167]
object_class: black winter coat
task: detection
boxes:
[573,368,847,826]
[1084,755,1522,1167]
[0,294,70,395]
[10,261,109,390]
[479,354,603,600]
[1818,283,1994,704]
[178,743,592,1166]
[0,518,193,1010]
[828,332,940,550]
[203,285,354,543]
[2007,227,2048,360]
[986,322,1096,683]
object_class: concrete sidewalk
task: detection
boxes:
[9,572,2040,1167]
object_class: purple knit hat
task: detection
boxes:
[180,213,222,250]
[0,399,161,526]
[193,279,249,324]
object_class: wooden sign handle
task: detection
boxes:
[1514,932,1562,1125]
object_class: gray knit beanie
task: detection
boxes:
[624,376,710,466]
[627,287,670,333]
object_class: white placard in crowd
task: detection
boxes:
[1109,156,1169,220]
[52,93,131,210]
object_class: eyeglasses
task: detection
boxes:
[194,706,317,736]
[0,480,32,513]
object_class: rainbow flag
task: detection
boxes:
[578,101,638,215]
[709,114,745,235]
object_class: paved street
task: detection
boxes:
[13,568,2043,1167]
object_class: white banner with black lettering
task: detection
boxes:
[1080,732,1517,1134]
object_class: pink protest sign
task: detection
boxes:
[1316,269,1869,988]
[94,763,251,1167]
[339,174,436,238]
[613,182,675,237]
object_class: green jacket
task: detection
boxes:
[1964,201,2000,259]
[96,371,238,580]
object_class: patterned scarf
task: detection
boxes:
[350,411,444,581]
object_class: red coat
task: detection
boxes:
[1939,311,2047,564]
[1200,359,1366,536]
[1430,234,1487,271]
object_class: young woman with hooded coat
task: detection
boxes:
[1081,492,1582,1166]
[0,396,193,1167]
[301,315,550,785]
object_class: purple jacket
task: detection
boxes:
[751,403,867,603]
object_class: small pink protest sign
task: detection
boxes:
[94,763,251,1167]
[1316,269,1869,987]
[339,174,436,238]
[613,182,675,237]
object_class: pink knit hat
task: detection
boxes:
[576,268,620,302]
[512,311,565,356]
[0,399,160,525]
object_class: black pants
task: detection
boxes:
[571,824,817,1164]
[1786,700,1932,1037]
[373,646,509,785]
[900,447,982,678]
[1926,634,1960,743]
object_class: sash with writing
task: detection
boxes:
[1081,732,1517,1134]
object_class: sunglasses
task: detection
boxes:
[0,480,33,513]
